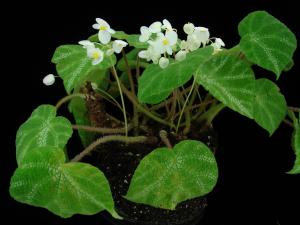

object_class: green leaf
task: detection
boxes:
[196,53,287,134]
[79,68,110,91]
[16,105,72,166]
[125,140,218,210]
[239,11,297,78]
[138,46,213,104]
[112,31,129,39]
[288,120,300,174]
[69,98,94,147]
[126,34,148,49]
[253,79,287,135]
[10,147,121,219]
[52,45,116,93]
[196,53,255,119]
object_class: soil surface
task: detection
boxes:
[85,126,217,225]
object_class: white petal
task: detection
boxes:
[96,18,110,28]
[138,50,151,61]
[149,21,162,33]
[166,30,178,46]
[183,23,195,35]
[180,40,188,50]
[108,28,116,34]
[187,34,201,51]
[162,19,172,30]
[78,40,94,48]
[194,27,210,46]
[159,57,169,69]
[92,24,100,30]
[175,50,187,61]
[139,34,149,42]
[149,39,164,54]
[116,40,128,47]
[215,38,225,47]
[140,26,150,36]
[43,74,55,86]
[98,30,111,44]
[166,46,173,55]
[113,40,128,53]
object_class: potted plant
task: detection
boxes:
[9,11,299,225]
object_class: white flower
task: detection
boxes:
[87,47,104,65]
[193,27,210,46]
[150,31,178,55]
[112,40,128,53]
[149,21,162,33]
[78,40,95,49]
[43,74,55,86]
[180,40,188,50]
[175,50,187,61]
[138,46,161,64]
[162,19,173,31]
[212,38,225,51]
[159,57,169,69]
[186,34,201,51]
[93,18,115,44]
[139,26,152,42]
[183,23,195,35]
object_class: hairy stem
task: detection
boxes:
[288,106,300,113]
[159,130,172,149]
[176,79,196,133]
[111,65,128,136]
[71,135,156,162]
[169,90,178,121]
[55,93,86,110]
[122,49,139,135]
[120,82,175,128]
[71,124,132,134]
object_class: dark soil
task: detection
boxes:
[85,125,217,225]
[83,83,218,225]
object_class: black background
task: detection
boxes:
[2,1,299,224]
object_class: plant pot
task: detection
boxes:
[85,125,217,225]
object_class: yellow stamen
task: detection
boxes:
[162,39,169,46]
[92,52,100,59]
[99,25,108,31]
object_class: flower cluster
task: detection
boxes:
[138,20,225,69]
[80,18,128,65]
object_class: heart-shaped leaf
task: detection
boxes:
[16,105,72,166]
[138,46,213,104]
[239,11,297,78]
[125,140,218,210]
[253,79,287,135]
[52,45,116,93]
[10,147,121,219]
[196,53,255,119]
[196,53,287,135]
